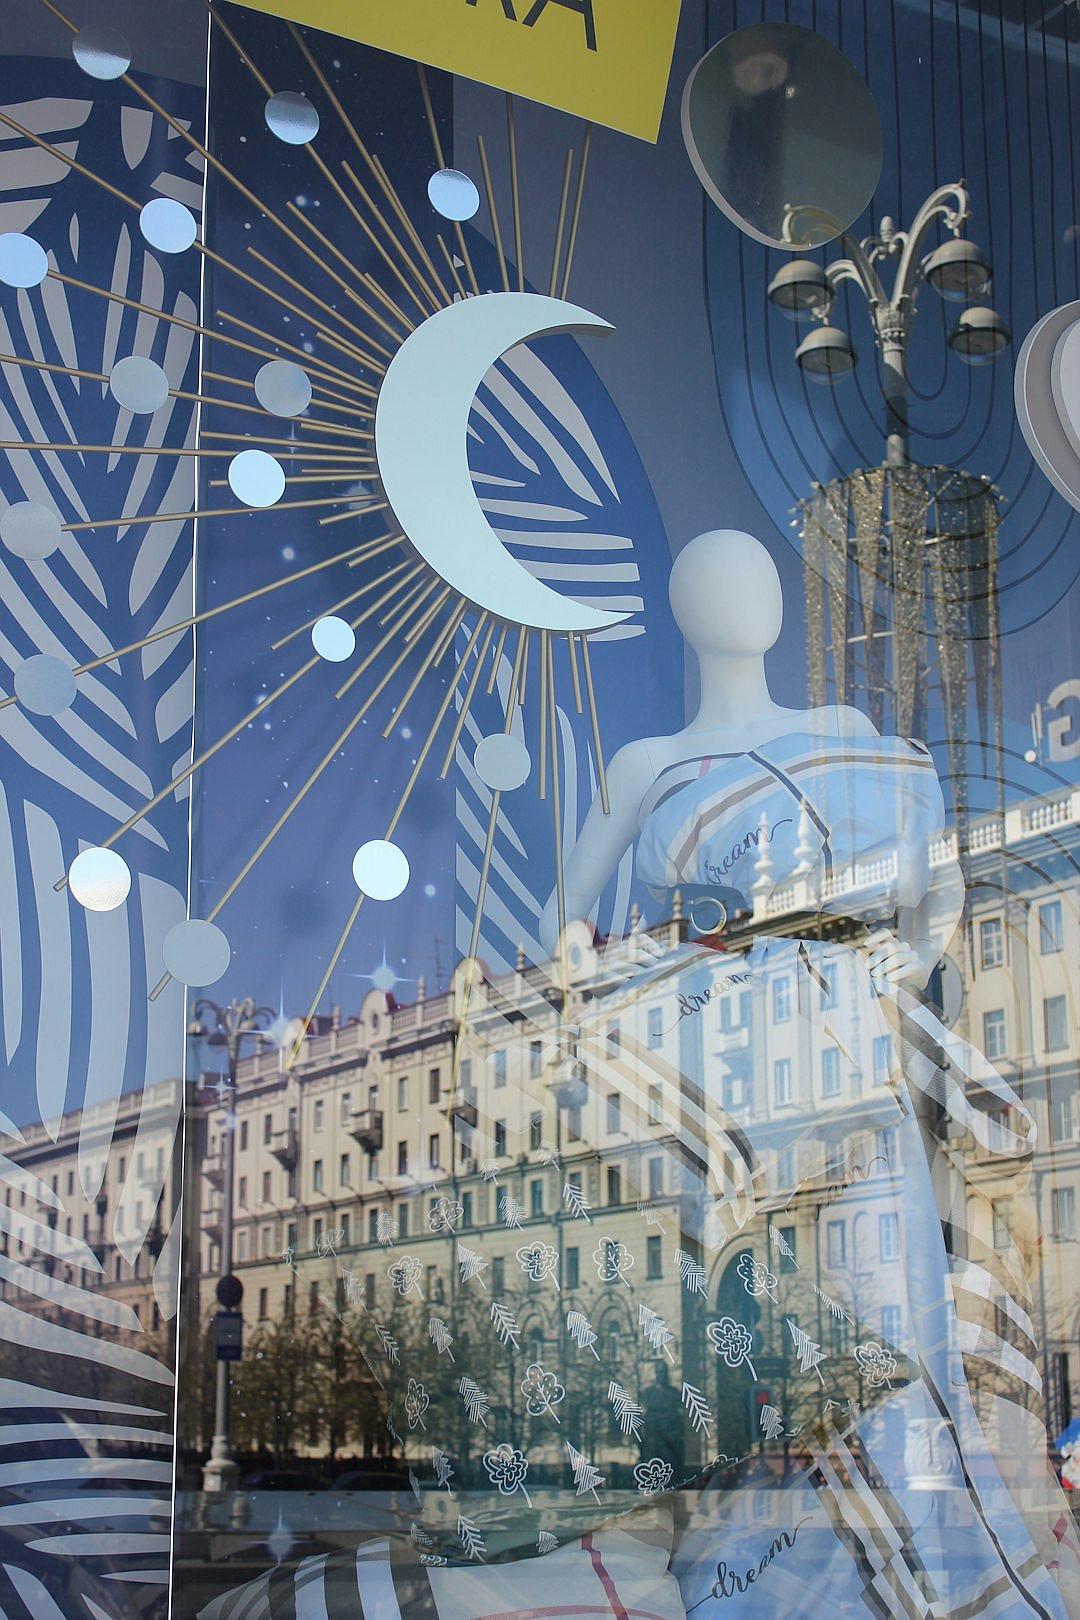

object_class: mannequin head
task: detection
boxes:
[669,530,783,658]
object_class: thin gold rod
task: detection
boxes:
[0,441,227,460]
[578,632,610,814]
[486,624,509,694]
[246,246,399,353]
[383,599,467,737]
[506,96,525,294]
[538,628,549,801]
[270,557,420,651]
[334,578,439,699]
[340,160,441,317]
[367,151,451,307]
[216,308,375,396]
[287,610,491,1070]
[0,107,136,209]
[476,135,510,295]
[203,368,375,421]
[296,419,374,442]
[285,202,417,334]
[451,638,526,1091]
[417,64,480,296]
[436,235,467,301]
[405,587,452,642]
[566,631,584,714]
[201,429,371,451]
[431,600,469,665]
[438,619,496,778]
[560,124,592,301]
[0,535,398,711]
[348,593,451,729]
[359,270,415,335]
[550,149,575,298]
[518,630,530,706]
[62,495,382,535]
[0,352,108,385]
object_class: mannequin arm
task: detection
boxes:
[539,738,656,957]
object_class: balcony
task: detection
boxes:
[270,1127,298,1170]
[349,1108,384,1154]
[446,1090,478,1129]
[204,1151,226,1191]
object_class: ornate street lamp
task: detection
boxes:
[189,997,273,1495]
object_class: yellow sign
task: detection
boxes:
[234,0,683,143]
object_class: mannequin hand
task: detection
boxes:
[604,922,665,983]
[859,927,924,986]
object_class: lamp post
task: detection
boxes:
[768,183,1010,465]
[189,996,273,1494]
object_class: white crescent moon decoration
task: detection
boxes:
[1015,299,1080,513]
[375,291,632,635]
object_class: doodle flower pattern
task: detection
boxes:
[387,1255,423,1298]
[521,1361,565,1421]
[634,1457,674,1496]
[736,1250,778,1300]
[516,1241,560,1287]
[593,1237,634,1285]
[855,1342,897,1388]
[482,1442,532,1504]
[428,1197,464,1235]
[405,1378,429,1430]
[707,1315,756,1376]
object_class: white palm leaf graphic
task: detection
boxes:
[0,84,204,1604]
[455,345,644,974]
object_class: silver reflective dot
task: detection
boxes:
[265,91,320,146]
[474,733,531,791]
[139,198,198,255]
[163,919,232,987]
[228,449,286,508]
[427,169,481,222]
[1,502,62,560]
[109,356,170,415]
[14,654,76,716]
[352,840,410,901]
[68,847,131,912]
[72,23,131,81]
[312,616,356,662]
[254,359,312,418]
[0,233,48,289]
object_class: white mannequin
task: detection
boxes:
[539,530,936,983]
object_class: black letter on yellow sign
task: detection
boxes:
[522,0,598,52]
[466,0,520,18]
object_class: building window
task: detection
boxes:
[826,1220,846,1267]
[648,1007,663,1049]
[606,1093,622,1134]
[494,1050,507,1088]
[647,1157,663,1199]
[397,1202,409,1238]
[239,1120,249,1152]
[778,1227,797,1272]
[772,976,792,1022]
[567,1104,582,1141]
[308,1281,319,1313]
[262,1171,271,1202]
[646,1235,662,1280]
[397,1142,409,1176]
[647,1085,663,1125]
[1052,1186,1076,1238]
[821,1046,841,1097]
[314,1100,324,1131]
[397,1077,408,1111]
[774,1058,793,1106]
[607,1023,620,1052]
[881,1305,902,1344]
[879,1212,900,1262]
[777,1146,796,1187]
[340,1093,351,1126]
[529,1112,543,1151]
[312,1161,323,1192]
[1045,995,1069,1053]
[236,1231,248,1261]
[530,1179,544,1217]
[428,1134,441,1170]
[258,1287,268,1319]
[1039,899,1064,955]
[565,1247,579,1289]
[983,1009,1008,1061]
[238,1176,248,1207]
[491,1257,505,1294]
[979,916,1004,968]
[364,1273,375,1309]
[340,1153,351,1186]
[821,964,838,1008]
[461,1192,473,1228]
[606,1165,622,1206]
[992,1206,1010,1250]
[530,1040,543,1078]
[428,1068,441,1104]
[494,1120,507,1157]
[1051,1089,1076,1142]
[873,1035,892,1082]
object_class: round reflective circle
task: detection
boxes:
[265,91,320,146]
[689,895,729,938]
[428,169,481,222]
[109,356,170,415]
[254,359,312,418]
[682,23,883,250]
[139,198,198,255]
[0,233,48,289]
[312,616,356,662]
[163,919,232,987]
[474,733,531,791]
[72,24,131,81]
[1,502,62,560]
[352,839,410,901]
[14,654,76,715]
[69,847,131,912]
[228,449,286,508]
